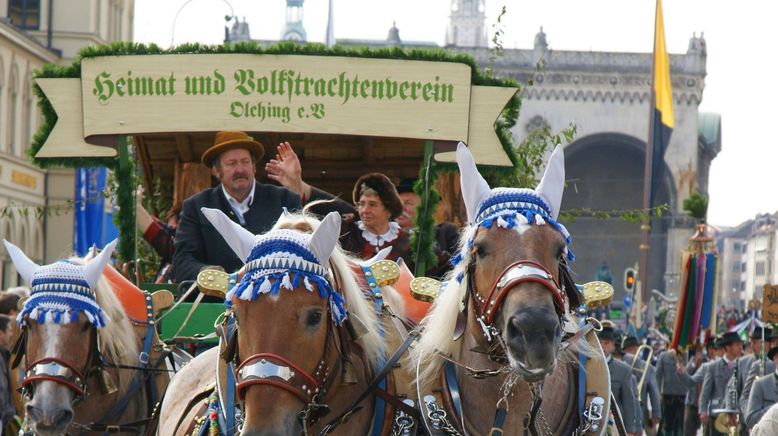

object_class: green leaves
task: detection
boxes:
[683,191,709,221]
[557,204,670,224]
[0,201,75,219]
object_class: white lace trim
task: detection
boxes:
[357,221,400,247]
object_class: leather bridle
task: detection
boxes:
[468,259,567,339]
[229,313,339,406]
[222,305,346,427]
[12,320,100,402]
[472,259,566,324]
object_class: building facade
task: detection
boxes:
[229,0,719,302]
[717,214,778,310]
[0,0,133,288]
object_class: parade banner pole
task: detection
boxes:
[414,140,435,277]
[116,135,135,269]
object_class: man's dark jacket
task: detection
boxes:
[173,183,301,282]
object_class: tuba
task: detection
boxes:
[713,359,740,436]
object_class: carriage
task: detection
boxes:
[10,42,616,435]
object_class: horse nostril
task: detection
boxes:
[507,315,527,342]
[26,405,42,422]
[53,409,74,428]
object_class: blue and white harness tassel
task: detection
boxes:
[225,229,346,325]
[450,187,574,277]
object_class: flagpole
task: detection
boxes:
[638,0,661,311]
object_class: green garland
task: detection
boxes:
[28,41,523,277]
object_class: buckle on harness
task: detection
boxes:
[139,351,150,365]
[584,396,605,431]
[106,425,121,433]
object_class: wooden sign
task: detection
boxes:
[35,54,519,166]
[762,284,778,323]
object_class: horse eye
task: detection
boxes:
[306,310,323,327]
[475,245,487,258]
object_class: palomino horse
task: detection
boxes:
[412,144,611,435]
[3,239,168,436]
[158,210,413,435]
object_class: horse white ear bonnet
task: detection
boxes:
[3,239,118,327]
[451,143,573,277]
[201,208,347,324]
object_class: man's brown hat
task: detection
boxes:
[201,131,265,166]
[353,173,403,220]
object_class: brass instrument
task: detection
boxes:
[628,344,654,400]
[713,359,741,436]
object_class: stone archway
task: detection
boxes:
[561,133,677,301]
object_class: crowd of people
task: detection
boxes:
[599,320,778,436]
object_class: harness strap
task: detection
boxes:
[609,392,628,436]
[522,393,543,436]
[489,407,507,436]
[79,417,153,434]
[577,317,587,422]
[224,317,236,435]
[173,384,216,434]
[361,264,388,436]
[443,361,464,423]
[172,291,206,339]
[141,292,158,407]
[374,386,421,418]
[318,329,420,435]
[10,327,27,369]
[92,292,160,428]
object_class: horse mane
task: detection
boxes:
[272,210,390,368]
[411,225,597,387]
[411,224,477,385]
[68,257,140,394]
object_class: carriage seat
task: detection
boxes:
[102,265,174,323]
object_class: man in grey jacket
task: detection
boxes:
[700,332,744,436]
[679,336,721,436]
[746,345,778,429]
[655,345,688,436]
[741,329,778,420]
[622,336,661,435]
[598,325,642,436]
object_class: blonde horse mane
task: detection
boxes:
[411,225,596,387]
[272,210,391,368]
[68,257,140,394]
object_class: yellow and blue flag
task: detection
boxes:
[650,0,674,206]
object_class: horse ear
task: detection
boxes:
[535,145,565,220]
[310,212,341,264]
[359,246,392,267]
[456,142,491,224]
[84,239,118,288]
[201,207,256,262]
[3,240,39,284]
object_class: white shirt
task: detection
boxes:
[222,181,256,225]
